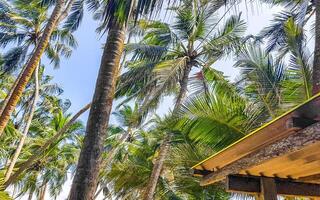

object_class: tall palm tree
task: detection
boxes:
[3,66,66,182]
[0,0,77,73]
[4,102,90,187]
[106,106,238,199]
[12,113,83,199]
[95,104,146,196]
[3,65,40,182]
[116,1,246,198]
[0,0,77,136]
[243,8,314,115]
[235,44,286,119]
[6,108,84,199]
[68,0,167,198]
[106,126,168,199]
[103,104,144,167]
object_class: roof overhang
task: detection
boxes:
[192,93,320,191]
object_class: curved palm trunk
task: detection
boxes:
[0,0,65,136]
[69,22,126,200]
[4,103,91,187]
[143,65,192,200]
[313,0,320,95]
[142,135,171,200]
[4,65,40,182]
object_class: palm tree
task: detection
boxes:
[116,1,246,198]
[106,109,235,199]
[240,9,314,116]
[106,126,167,199]
[4,102,90,187]
[68,0,168,198]
[167,142,229,199]
[258,0,319,94]
[3,66,66,182]
[102,104,144,167]
[0,0,77,73]
[177,81,260,148]
[234,44,286,119]
[6,107,84,199]
[95,104,144,194]
[3,65,40,182]
[0,0,77,136]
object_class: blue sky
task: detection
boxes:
[45,11,102,122]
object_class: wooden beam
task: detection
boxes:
[227,175,320,197]
[299,174,320,183]
[292,117,319,129]
[193,169,213,176]
[226,175,260,194]
[260,177,277,200]
[200,122,320,186]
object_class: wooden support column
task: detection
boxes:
[260,177,277,200]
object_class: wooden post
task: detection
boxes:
[260,177,277,200]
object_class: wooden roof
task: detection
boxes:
[237,142,320,180]
[192,93,320,187]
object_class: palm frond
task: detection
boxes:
[63,0,84,32]
[177,82,259,148]
[0,32,26,48]
[154,56,189,88]
[259,11,294,52]
[0,0,11,13]
[235,44,285,118]
[203,14,246,58]
[2,46,28,73]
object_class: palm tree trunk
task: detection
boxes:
[173,65,192,112]
[4,103,91,187]
[4,65,40,182]
[39,181,48,200]
[0,64,28,117]
[313,0,320,95]
[142,135,171,200]
[27,190,33,200]
[0,0,65,136]
[143,65,192,200]
[69,21,126,200]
